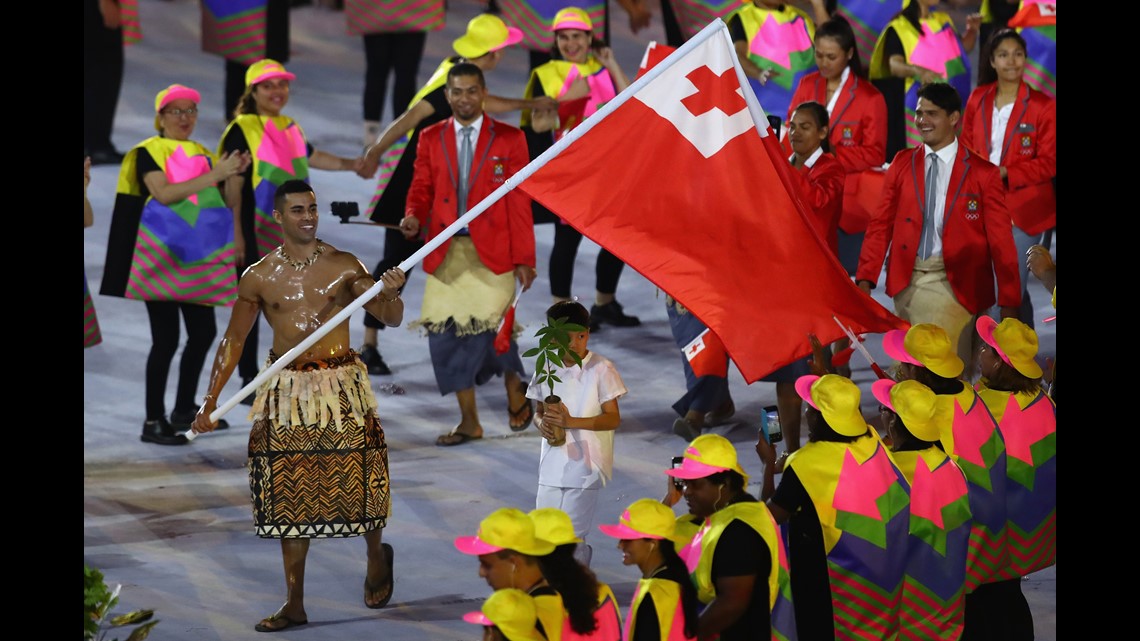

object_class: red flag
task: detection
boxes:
[682,328,729,378]
[518,25,906,382]
[636,42,677,81]
[1008,2,1056,29]
[494,285,522,355]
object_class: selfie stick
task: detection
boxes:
[831,315,892,381]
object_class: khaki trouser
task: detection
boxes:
[893,256,979,377]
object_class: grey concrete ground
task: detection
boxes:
[83,1,1055,639]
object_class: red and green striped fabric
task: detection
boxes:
[1020,25,1055,98]
[201,0,268,64]
[345,0,444,36]
[84,271,103,348]
[498,1,606,52]
[121,0,142,45]
[669,0,742,42]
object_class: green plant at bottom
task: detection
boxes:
[85,565,159,641]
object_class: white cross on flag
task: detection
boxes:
[519,21,905,382]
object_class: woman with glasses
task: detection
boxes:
[101,83,251,445]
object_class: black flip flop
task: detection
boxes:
[365,543,395,609]
[254,613,308,633]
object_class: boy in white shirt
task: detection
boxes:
[526,301,627,566]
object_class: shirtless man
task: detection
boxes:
[191,179,406,632]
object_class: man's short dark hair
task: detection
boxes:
[274,179,315,212]
[448,62,485,88]
[916,82,962,116]
[545,300,590,328]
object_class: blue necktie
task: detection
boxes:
[458,126,474,216]
[919,154,940,260]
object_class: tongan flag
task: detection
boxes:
[518,21,906,383]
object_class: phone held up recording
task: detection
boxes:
[671,456,685,491]
[760,405,782,444]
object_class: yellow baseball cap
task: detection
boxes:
[882,324,965,379]
[529,508,582,546]
[462,588,546,641]
[872,379,948,443]
[598,498,684,544]
[976,316,1044,379]
[796,374,869,437]
[245,58,296,87]
[552,7,592,32]
[153,83,200,131]
[664,433,749,485]
[453,13,524,59]
[454,507,556,557]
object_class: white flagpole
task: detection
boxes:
[195,18,738,435]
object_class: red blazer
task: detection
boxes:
[856,142,1021,314]
[786,71,888,232]
[960,81,1056,234]
[406,116,536,275]
[786,151,845,256]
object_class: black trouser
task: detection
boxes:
[363,31,426,122]
[549,222,625,300]
[363,228,423,330]
[145,301,217,420]
[962,578,1035,641]
[83,0,123,154]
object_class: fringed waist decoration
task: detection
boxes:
[250,350,378,430]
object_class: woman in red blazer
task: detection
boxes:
[961,28,1056,327]
[785,16,888,275]
[784,101,845,258]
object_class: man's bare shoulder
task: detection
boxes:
[321,243,367,271]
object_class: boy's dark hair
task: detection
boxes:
[274,179,315,212]
[545,300,590,328]
[916,82,962,117]
[447,62,486,88]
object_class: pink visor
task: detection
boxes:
[795,375,820,409]
[553,17,591,31]
[975,316,1013,367]
[664,455,729,480]
[454,535,505,556]
[871,379,897,411]
[463,611,493,626]
[882,329,922,366]
[598,509,665,540]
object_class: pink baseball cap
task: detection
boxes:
[155,84,201,113]
[598,499,677,541]
[551,7,593,32]
[462,588,545,641]
[454,508,555,557]
[664,434,749,484]
[245,58,296,87]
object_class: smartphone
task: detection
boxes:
[671,456,685,491]
[760,405,783,443]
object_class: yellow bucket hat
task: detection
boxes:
[462,588,546,641]
[454,507,556,557]
[796,374,869,437]
[882,323,965,379]
[245,58,295,87]
[453,13,524,59]
[598,498,687,547]
[976,316,1044,379]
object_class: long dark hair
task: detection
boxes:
[805,407,865,443]
[815,16,866,79]
[537,543,600,634]
[899,0,923,32]
[982,359,1046,396]
[897,362,966,396]
[977,28,1028,86]
[658,539,700,639]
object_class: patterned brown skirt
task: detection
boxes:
[247,351,390,538]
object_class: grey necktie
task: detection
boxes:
[457,126,474,216]
[919,154,940,260]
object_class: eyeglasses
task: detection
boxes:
[163,108,198,117]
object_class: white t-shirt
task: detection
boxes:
[526,351,628,489]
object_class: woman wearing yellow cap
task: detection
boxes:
[664,433,794,640]
[597,499,699,641]
[521,6,641,331]
[972,316,1055,640]
[218,59,364,395]
[756,374,910,639]
[463,588,548,641]
[100,83,251,446]
[874,379,972,639]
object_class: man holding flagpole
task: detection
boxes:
[400,62,538,446]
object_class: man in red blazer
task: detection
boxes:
[401,63,538,446]
[856,82,1020,375]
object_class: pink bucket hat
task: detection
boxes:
[664,433,749,485]
[872,379,948,443]
[598,498,678,541]
[795,374,868,437]
[153,84,201,131]
[551,7,593,32]
[462,588,546,641]
[882,324,965,379]
[245,58,296,87]
[976,316,1044,379]
[454,507,555,557]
